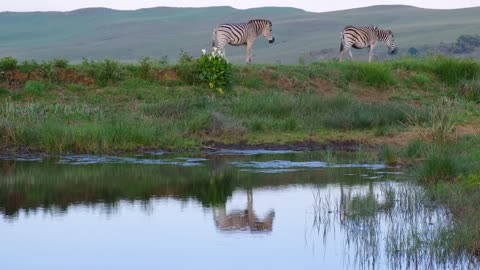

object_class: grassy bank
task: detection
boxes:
[1,56,479,153]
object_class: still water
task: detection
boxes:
[0,150,477,269]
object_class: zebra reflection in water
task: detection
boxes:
[213,189,275,233]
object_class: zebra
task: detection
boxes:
[212,19,275,63]
[339,25,398,63]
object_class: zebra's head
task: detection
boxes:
[385,30,398,55]
[249,19,275,44]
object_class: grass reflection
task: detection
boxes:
[310,183,479,269]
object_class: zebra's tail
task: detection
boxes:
[212,28,217,48]
[339,31,345,52]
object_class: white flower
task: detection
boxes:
[201,49,206,55]
[213,47,218,52]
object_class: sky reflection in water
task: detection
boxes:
[0,151,477,269]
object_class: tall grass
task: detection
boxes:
[341,62,396,88]
[419,150,458,183]
[406,97,461,144]
[432,57,480,85]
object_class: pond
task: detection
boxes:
[0,150,477,269]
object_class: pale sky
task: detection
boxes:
[1,0,479,12]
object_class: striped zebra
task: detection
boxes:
[339,25,398,63]
[212,19,275,63]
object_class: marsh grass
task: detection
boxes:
[381,144,398,166]
[406,97,461,144]
[419,150,458,183]
[311,182,478,269]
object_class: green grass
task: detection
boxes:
[23,80,50,96]
[0,56,479,153]
[418,150,458,183]
[1,6,480,63]
[433,57,480,85]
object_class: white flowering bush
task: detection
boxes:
[195,48,233,94]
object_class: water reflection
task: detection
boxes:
[0,152,387,218]
[0,151,478,269]
[213,189,275,233]
[309,182,479,270]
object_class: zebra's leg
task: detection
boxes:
[339,42,351,62]
[246,43,253,64]
[339,50,346,62]
[348,49,353,60]
[368,44,376,63]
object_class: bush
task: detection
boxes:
[138,57,154,81]
[177,49,233,94]
[52,58,69,69]
[18,60,40,73]
[80,58,123,87]
[176,51,196,84]
[40,61,58,82]
[195,49,233,94]
[0,56,18,72]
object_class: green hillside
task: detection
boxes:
[0,5,479,63]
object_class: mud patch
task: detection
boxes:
[203,139,370,152]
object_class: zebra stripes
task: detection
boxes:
[212,19,275,63]
[339,25,397,62]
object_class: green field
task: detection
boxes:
[1,5,480,63]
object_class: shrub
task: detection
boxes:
[195,49,233,94]
[176,51,196,84]
[80,58,123,87]
[18,60,40,73]
[0,56,18,72]
[177,49,233,94]
[138,57,154,80]
[52,58,69,69]
[97,59,122,86]
[40,61,58,82]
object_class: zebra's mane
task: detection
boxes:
[248,19,272,26]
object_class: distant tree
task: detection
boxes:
[450,34,480,54]
[408,47,418,56]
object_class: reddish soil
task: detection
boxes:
[154,69,178,81]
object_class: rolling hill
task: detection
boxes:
[0,5,479,63]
